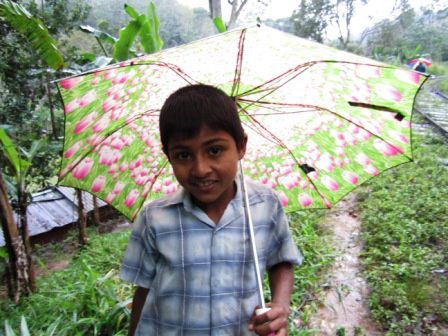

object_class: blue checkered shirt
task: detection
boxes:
[120,178,302,335]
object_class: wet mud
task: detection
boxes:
[308,194,382,336]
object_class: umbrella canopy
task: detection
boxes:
[408,57,432,67]
[57,26,427,220]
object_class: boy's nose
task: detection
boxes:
[191,157,212,177]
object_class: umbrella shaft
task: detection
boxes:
[239,161,266,310]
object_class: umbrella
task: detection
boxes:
[57,25,427,220]
[56,25,427,312]
[408,57,432,67]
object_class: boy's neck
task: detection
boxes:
[191,181,238,224]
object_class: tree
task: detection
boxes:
[0,0,90,147]
[333,0,368,49]
[263,17,294,33]
[292,0,334,43]
[76,189,88,245]
[0,0,88,301]
[0,170,31,303]
[208,0,259,29]
[209,0,222,19]
[0,128,44,301]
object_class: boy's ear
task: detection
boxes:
[238,134,248,160]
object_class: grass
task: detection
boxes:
[288,209,334,332]
[359,132,448,334]
[429,62,448,77]
[0,229,134,335]
[0,210,332,335]
[429,62,448,95]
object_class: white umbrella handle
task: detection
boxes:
[239,160,267,310]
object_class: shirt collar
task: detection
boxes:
[160,173,264,226]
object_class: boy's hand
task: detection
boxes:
[248,303,289,335]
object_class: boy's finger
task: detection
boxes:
[254,314,288,335]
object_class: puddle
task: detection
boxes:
[308,194,381,335]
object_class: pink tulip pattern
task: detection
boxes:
[57,27,426,220]
[91,176,106,192]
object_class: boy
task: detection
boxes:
[120,84,302,335]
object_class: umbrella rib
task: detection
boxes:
[123,60,200,87]
[236,60,398,102]
[231,28,247,97]
[235,62,317,100]
[239,105,330,205]
[239,99,325,115]
[238,99,412,162]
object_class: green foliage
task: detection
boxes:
[336,327,346,336]
[0,0,64,70]
[429,62,448,76]
[0,128,30,180]
[429,62,448,95]
[79,24,116,56]
[0,0,90,194]
[84,0,215,49]
[363,7,448,63]
[113,2,163,61]
[213,17,227,33]
[0,128,45,184]
[292,0,334,43]
[26,0,91,37]
[142,2,164,53]
[0,230,133,335]
[359,134,448,334]
[288,209,334,327]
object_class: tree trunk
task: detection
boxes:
[92,196,101,226]
[209,0,251,29]
[228,0,249,29]
[209,0,222,19]
[45,77,58,140]
[76,189,88,245]
[0,173,31,303]
[18,183,36,292]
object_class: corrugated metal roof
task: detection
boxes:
[0,187,108,246]
[57,186,107,212]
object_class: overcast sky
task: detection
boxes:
[178,0,448,38]
[180,0,447,19]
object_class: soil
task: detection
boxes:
[34,259,71,277]
[307,193,382,336]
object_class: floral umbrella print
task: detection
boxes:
[57,26,428,220]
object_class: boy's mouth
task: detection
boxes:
[190,179,217,191]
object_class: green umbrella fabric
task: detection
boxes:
[57,26,427,220]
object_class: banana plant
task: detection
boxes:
[81,2,163,63]
[213,17,227,33]
[0,0,64,70]
[114,2,163,61]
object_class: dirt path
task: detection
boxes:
[308,194,382,336]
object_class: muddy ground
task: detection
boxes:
[307,194,381,336]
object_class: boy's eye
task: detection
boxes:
[208,146,223,156]
[172,151,191,161]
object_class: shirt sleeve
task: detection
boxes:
[266,193,303,269]
[119,207,159,288]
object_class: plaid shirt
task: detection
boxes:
[120,178,302,335]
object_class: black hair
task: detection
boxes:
[159,84,245,154]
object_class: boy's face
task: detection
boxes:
[166,125,247,216]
